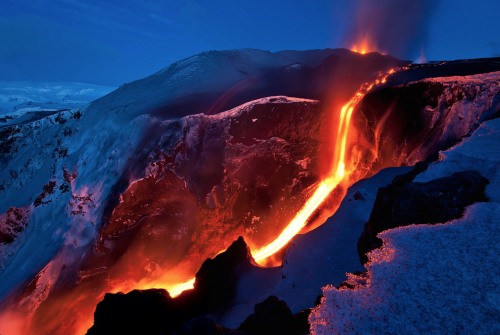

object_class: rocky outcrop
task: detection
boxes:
[87,237,256,335]
[237,296,294,335]
[86,237,313,335]
[237,295,311,335]
[190,236,257,312]
[351,72,500,173]
[0,206,31,245]
[358,169,489,263]
[392,171,489,226]
[171,296,311,335]
[87,289,175,335]
[95,97,328,287]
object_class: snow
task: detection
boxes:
[0,81,116,117]
[310,203,500,334]
[310,118,500,334]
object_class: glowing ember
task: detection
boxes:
[166,68,396,296]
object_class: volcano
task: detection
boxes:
[0,48,499,335]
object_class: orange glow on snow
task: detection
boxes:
[164,68,397,296]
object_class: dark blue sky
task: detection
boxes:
[2,0,499,86]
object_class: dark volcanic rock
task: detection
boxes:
[357,155,438,264]
[291,308,312,335]
[171,317,233,335]
[170,296,312,335]
[192,236,256,312]
[237,296,294,335]
[33,180,57,207]
[86,289,176,335]
[96,97,327,288]
[358,169,489,264]
[351,72,500,171]
[87,237,256,335]
[393,170,489,226]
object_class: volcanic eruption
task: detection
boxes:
[1,2,500,334]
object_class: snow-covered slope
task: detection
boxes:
[310,115,500,334]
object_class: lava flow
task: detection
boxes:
[165,68,396,298]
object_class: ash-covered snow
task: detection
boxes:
[310,118,500,334]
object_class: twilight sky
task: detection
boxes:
[1,0,499,86]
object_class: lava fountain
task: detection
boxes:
[351,35,382,54]
[164,68,396,298]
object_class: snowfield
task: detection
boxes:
[310,117,500,334]
[0,81,116,121]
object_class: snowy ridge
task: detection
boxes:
[212,96,319,120]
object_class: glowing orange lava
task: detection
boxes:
[351,36,383,55]
[165,68,396,298]
[168,278,196,297]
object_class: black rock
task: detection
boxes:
[86,289,177,335]
[193,236,256,312]
[171,317,232,335]
[291,308,312,335]
[237,296,294,335]
[357,169,488,264]
[393,170,489,226]
[87,237,256,335]
[353,191,365,201]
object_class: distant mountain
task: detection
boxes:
[0,81,116,123]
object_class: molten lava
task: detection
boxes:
[164,68,396,297]
[351,36,382,54]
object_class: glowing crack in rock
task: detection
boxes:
[166,68,396,297]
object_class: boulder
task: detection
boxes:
[193,236,257,312]
[237,296,294,335]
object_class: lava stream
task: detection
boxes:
[166,69,395,297]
